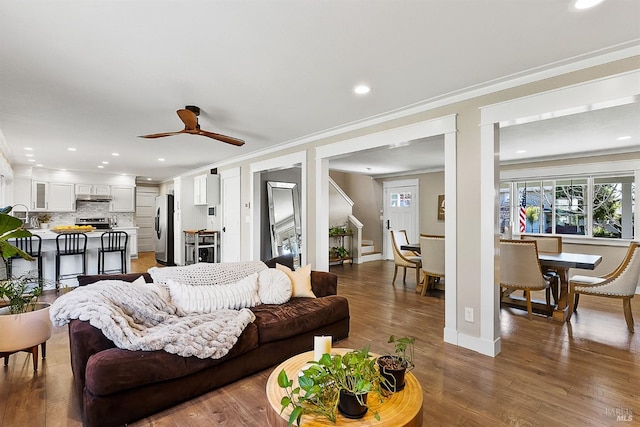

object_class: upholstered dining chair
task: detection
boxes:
[520,235,562,304]
[390,230,421,286]
[568,242,640,333]
[419,235,445,296]
[499,239,556,320]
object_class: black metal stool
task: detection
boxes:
[8,234,43,283]
[98,231,129,274]
[55,233,88,287]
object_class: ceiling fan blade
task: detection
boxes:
[177,109,198,130]
[197,130,245,146]
[138,131,184,139]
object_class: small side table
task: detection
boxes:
[183,230,219,264]
[265,349,423,426]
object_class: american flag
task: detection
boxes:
[519,190,527,233]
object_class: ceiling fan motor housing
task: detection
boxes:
[185,105,200,116]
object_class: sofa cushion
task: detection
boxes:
[276,264,316,298]
[257,269,292,304]
[77,273,152,286]
[251,295,349,344]
[85,323,259,396]
[166,273,261,313]
[148,262,267,286]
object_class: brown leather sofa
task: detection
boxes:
[70,270,350,427]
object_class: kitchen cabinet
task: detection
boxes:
[76,184,111,195]
[193,174,220,206]
[194,174,207,205]
[31,180,48,211]
[114,227,138,258]
[12,177,32,208]
[109,186,135,212]
[48,182,76,212]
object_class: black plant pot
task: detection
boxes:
[338,389,368,419]
[377,355,407,392]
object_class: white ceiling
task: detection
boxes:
[1,1,639,182]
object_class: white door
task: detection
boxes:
[136,187,159,252]
[221,168,241,262]
[383,179,419,260]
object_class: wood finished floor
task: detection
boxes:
[1,253,638,426]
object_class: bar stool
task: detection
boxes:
[8,234,43,283]
[98,231,129,274]
[55,233,88,286]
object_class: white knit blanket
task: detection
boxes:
[50,280,256,359]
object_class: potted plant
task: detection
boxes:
[0,207,52,370]
[330,246,350,260]
[37,213,52,229]
[377,335,415,392]
[278,346,386,426]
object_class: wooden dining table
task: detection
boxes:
[404,243,602,322]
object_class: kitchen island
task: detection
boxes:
[12,228,137,290]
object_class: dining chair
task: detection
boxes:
[499,239,556,320]
[419,235,445,296]
[568,242,640,333]
[390,230,421,286]
[520,235,562,303]
[55,233,88,289]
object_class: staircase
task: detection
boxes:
[359,238,382,263]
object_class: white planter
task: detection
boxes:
[40,223,50,229]
[0,302,52,352]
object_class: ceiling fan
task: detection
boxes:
[139,105,245,146]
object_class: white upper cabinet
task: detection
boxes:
[31,180,48,211]
[76,184,111,195]
[194,174,207,205]
[48,182,76,212]
[110,186,135,212]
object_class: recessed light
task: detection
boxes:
[98,165,104,169]
[516,150,527,154]
[573,0,604,10]
[158,158,165,162]
[68,147,77,152]
[354,84,371,95]
[617,136,632,141]
[147,178,152,181]
[112,152,120,156]
[27,159,35,162]
[102,161,109,165]
[36,164,43,167]
[24,147,33,151]
[25,153,33,157]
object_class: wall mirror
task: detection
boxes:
[267,181,302,266]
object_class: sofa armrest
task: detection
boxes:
[310,271,338,297]
[68,319,117,400]
[77,272,152,286]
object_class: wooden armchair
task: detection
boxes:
[568,242,640,332]
[390,230,421,286]
[499,239,555,320]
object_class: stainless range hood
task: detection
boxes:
[76,194,113,202]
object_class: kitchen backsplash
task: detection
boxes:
[40,201,134,228]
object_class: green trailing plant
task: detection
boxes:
[329,225,352,236]
[0,206,40,314]
[330,246,350,259]
[278,346,386,426]
[37,213,52,223]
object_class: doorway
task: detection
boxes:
[382,179,419,260]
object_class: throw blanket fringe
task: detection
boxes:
[50,280,256,359]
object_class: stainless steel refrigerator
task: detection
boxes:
[154,194,174,265]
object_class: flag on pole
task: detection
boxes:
[519,190,527,233]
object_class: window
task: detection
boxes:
[390,192,412,207]
[504,174,634,240]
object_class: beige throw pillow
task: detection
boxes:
[276,263,316,298]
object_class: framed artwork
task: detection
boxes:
[437,195,445,221]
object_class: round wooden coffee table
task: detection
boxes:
[266,349,423,426]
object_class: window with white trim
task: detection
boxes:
[504,174,634,239]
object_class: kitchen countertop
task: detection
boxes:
[28,227,138,240]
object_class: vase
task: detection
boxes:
[377,355,407,391]
[338,389,368,419]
